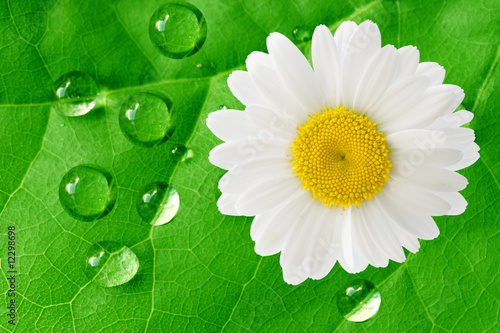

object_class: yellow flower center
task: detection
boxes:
[290,105,391,208]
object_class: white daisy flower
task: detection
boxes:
[206,20,480,285]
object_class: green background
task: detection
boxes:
[1,0,498,331]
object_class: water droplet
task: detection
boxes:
[292,26,312,43]
[336,279,381,322]
[85,241,139,287]
[52,71,99,117]
[218,105,227,110]
[136,182,180,225]
[149,2,207,59]
[59,165,116,221]
[171,144,193,162]
[119,92,174,147]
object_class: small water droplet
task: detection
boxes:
[85,241,139,287]
[136,182,180,225]
[218,105,227,110]
[119,92,174,147]
[60,123,65,127]
[59,165,116,221]
[196,63,202,68]
[292,26,312,43]
[336,279,381,322]
[171,144,193,162]
[149,2,207,59]
[52,71,99,117]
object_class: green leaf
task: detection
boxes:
[1,0,498,331]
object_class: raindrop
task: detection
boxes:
[336,279,381,322]
[149,2,207,59]
[136,182,180,225]
[292,26,312,43]
[119,92,174,147]
[218,105,227,110]
[59,165,116,221]
[171,144,193,162]
[52,71,99,117]
[85,241,139,287]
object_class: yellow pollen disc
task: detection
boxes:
[290,105,392,209]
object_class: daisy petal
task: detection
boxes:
[353,45,399,113]
[393,165,468,192]
[391,147,464,169]
[206,109,259,141]
[393,46,419,82]
[312,25,342,107]
[377,191,440,240]
[433,191,468,215]
[341,20,381,108]
[416,62,446,86]
[427,110,474,129]
[227,71,271,107]
[281,201,326,285]
[254,190,313,256]
[267,32,324,112]
[384,180,451,216]
[353,207,389,267]
[217,193,241,216]
[333,20,359,57]
[235,177,302,215]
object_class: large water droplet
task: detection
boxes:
[59,165,116,221]
[119,92,174,147]
[149,2,207,59]
[52,71,99,117]
[136,182,180,225]
[292,26,312,43]
[336,279,381,322]
[171,144,193,162]
[85,241,139,287]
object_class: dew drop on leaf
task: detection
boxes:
[171,144,193,162]
[118,92,175,147]
[52,71,99,117]
[136,182,180,225]
[59,165,117,222]
[292,26,312,43]
[149,2,207,59]
[336,279,381,322]
[85,241,139,287]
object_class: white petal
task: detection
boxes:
[393,46,420,82]
[433,191,468,215]
[340,20,381,108]
[392,165,468,192]
[206,109,259,141]
[426,110,474,130]
[333,21,359,57]
[384,84,465,132]
[451,142,480,170]
[217,193,241,216]
[253,190,313,256]
[245,104,298,141]
[281,201,326,285]
[377,191,440,240]
[352,207,389,267]
[416,62,446,86]
[390,147,464,169]
[372,196,421,252]
[370,75,429,127]
[361,202,406,262]
[309,209,343,280]
[227,71,271,107]
[312,25,342,107]
[384,180,451,216]
[219,158,290,194]
[267,32,325,112]
[235,176,302,215]
[209,136,289,170]
[353,45,399,113]
[247,53,309,120]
